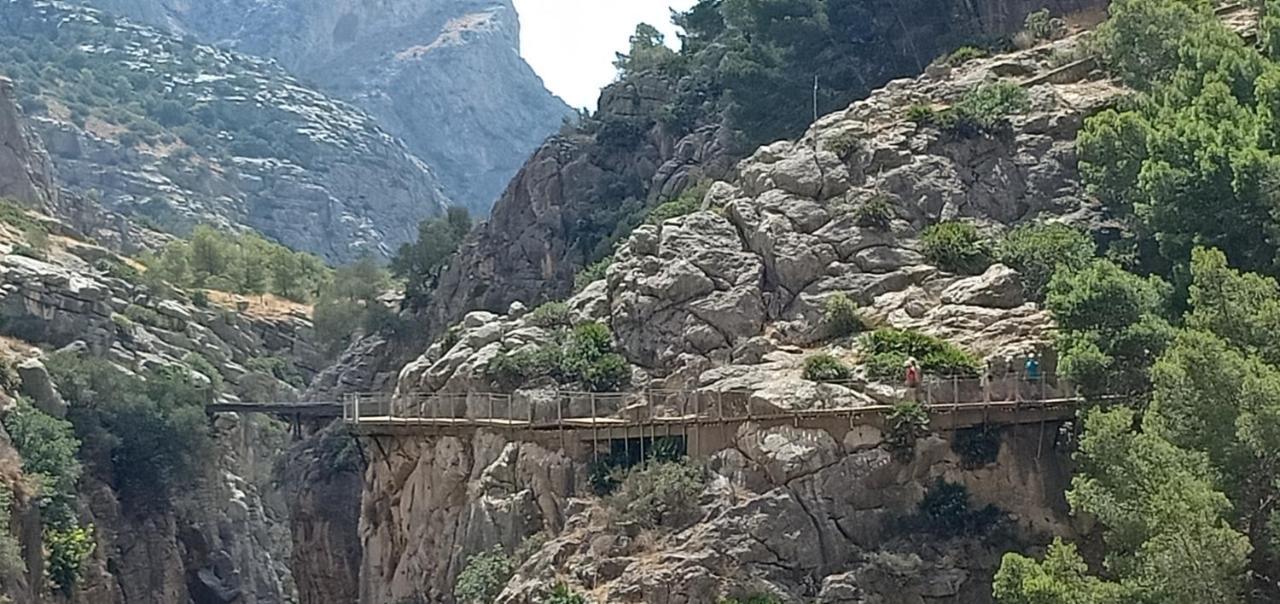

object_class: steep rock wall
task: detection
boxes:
[357,423,1075,603]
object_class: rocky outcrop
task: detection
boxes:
[355,422,1075,604]
[395,30,1111,405]
[359,431,575,603]
[0,76,54,208]
[2,2,449,263]
[414,0,1109,339]
[358,26,1116,603]
[78,0,572,213]
[0,228,322,392]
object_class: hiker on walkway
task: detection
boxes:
[904,357,922,402]
[1024,351,1042,401]
[982,358,996,402]
[1024,351,1041,380]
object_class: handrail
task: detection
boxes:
[339,374,1079,429]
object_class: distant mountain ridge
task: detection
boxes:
[0,0,452,263]
[77,0,574,212]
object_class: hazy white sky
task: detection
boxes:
[513,0,697,110]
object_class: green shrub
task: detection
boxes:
[933,81,1031,136]
[914,479,1002,538]
[920,221,991,274]
[953,425,1002,467]
[190,289,209,307]
[45,352,214,507]
[945,46,988,66]
[574,257,612,292]
[1024,9,1066,41]
[526,301,571,328]
[3,401,81,527]
[719,595,783,604]
[825,130,862,159]
[822,293,863,338]
[182,351,224,393]
[906,103,937,125]
[647,180,710,224]
[0,486,23,578]
[46,525,94,595]
[580,353,631,392]
[851,194,894,229]
[453,547,514,604]
[885,401,930,451]
[995,223,1095,301]
[244,356,304,388]
[122,304,164,327]
[802,353,851,383]
[608,461,705,529]
[540,583,587,604]
[93,257,140,283]
[863,329,982,380]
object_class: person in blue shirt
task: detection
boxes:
[1024,352,1041,381]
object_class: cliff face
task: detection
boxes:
[418,0,1108,339]
[77,0,573,212]
[0,1,450,263]
[356,16,1118,603]
[0,77,54,208]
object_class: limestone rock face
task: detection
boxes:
[281,428,364,604]
[78,0,572,213]
[0,77,54,208]
[359,432,574,604]
[490,423,1075,603]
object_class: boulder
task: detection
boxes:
[16,358,66,417]
[941,264,1025,308]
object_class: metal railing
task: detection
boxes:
[341,374,1072,429]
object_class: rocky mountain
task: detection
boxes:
[0,72,319,604]
[75,0,574,212]
[415,0,1108,342]
[341,10,1124,602]
[0,0,450,263]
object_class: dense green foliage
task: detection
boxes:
[646,180,711,225]
[821,293,863,338]
[45,352,214,507]
[485,322,630,392]
[936,80,1031,135]
[526,301,572,328]
[2,401,93,594]
[573,257,612,293]
[920,221,991,274]
[801,353,851,382]
[995,223,1095,301]
[453,547,514,604]
[1045,259,1173,398]
[607,460,706,529]
[1078,0,1280,279]
[996,247,1280,602]
[312,257,395,356]
[142,225,330,302]
[3,401,81,528]
[45,525,94,595]
[884,401,930,451]
[539,583,588,604]
[0,486,22,580]
[392,207,472,306]
[862,329,981,381]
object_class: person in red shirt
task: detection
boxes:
[904,357,921,388]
